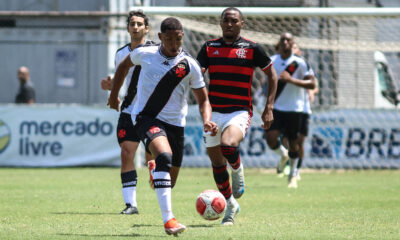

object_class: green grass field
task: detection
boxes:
[0,167,399,239]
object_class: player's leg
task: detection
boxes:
[207,146,240,226]
[117,113,140,214]
[220,125,244,199]
[296,113,310,180]
[146,152,156,189]
[285,112,303,188]
[136,116,185,235]
[265,110,289,175]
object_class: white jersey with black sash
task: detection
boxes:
[129,45,205,127]
[115,40,156,114]
[271,53,313,112]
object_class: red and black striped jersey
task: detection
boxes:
[197,37,272,115]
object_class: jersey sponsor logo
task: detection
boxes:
[175,64,186,77]
[236,48,247,59]
[237,42,250,47]
[149,126,161,134]
[0,120,11,154]
[209,42,221,46]
[118,129,126,139]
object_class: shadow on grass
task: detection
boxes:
[57,233,163,238]
[51,212,118,215]
[187,224,216,228]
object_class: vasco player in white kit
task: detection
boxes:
[264,32,316,188]
[108,17,218,236]
[101,10,155,215]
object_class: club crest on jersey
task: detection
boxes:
[236,48,247,59]
[149,126,161,134]
[175,64,186,78]
[287,62,297,73]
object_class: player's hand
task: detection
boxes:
[101,76,112,90]
[261,109,274,130]
[107,95,120,112]
[279,71,292,83]
[204,121,218,136]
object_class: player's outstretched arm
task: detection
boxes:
[262,65,278,130]
[101,76,112,90]
[108,55,134,111]
[192,87,218,136]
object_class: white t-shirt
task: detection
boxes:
[271,54,314,112]
[129,45,205,127]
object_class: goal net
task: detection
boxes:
[122,7,400,169]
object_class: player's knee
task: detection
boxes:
[155,152,172,172]
[288,151,299,159]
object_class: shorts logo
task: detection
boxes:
[118,129,126,138]
[149,126,161,134]
[175,64,186,78]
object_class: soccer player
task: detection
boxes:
[197,7,278,225]
[101,10,155,215]
[108,17,218,236]
[292,42,319,180]
[264,33,316,188]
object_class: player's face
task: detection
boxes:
[127,16,148,41]
[279,33,294,53]
[220,10,243,41]
[159,30,184,57]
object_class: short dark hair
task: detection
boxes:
[160,17,182,33]
[221,7,244,21]
[127,10,149,28]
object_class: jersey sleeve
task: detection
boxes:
[253,43,272,70]
[300,58,314,77]
[129,47,142,66]
[188,59,206,89]
[196,43,209,69]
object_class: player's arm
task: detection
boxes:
[192,87,218,136]
[280,72,316,89]
[101,76,112,90]
[261,65,278,130]
[108,54,134,111]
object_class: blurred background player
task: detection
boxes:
[264,33,315,188]
[291,42,319,180]
[101,10,155,215]
[108,17,217,236]
[15,66,35,104]
[197,7,277,225]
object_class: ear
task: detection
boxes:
[145,25,149,34]
[158,32,162,41]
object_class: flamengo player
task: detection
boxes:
[108,17,218,236]
[197,7,278,225]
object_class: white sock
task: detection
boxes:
[153,171,174,223]
[122,187,137,207]
[273,144,288,157]
[289,158,298,176]
[227,195,236,206]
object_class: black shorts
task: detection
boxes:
[135,115,184,167]
[300,113,310,136]
[116,113,140,144]
[266,109,303,140]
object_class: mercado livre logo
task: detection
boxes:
[0,120,11,154]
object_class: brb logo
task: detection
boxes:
[0,120,11,154]
[311,127,343,158]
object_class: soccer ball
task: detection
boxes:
[196,189,226,220]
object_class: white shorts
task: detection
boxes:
[203,111,251,148]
